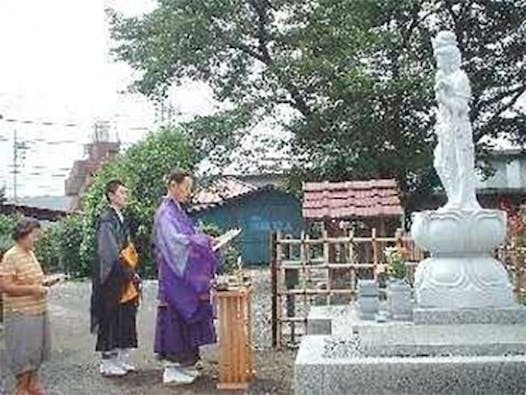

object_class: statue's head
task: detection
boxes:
[432,31,461,73]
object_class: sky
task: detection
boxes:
[0,1,523,199]
[0,0,218,199]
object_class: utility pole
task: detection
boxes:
[155,100,181,126]
[13,129,17,203]
[11,129,28,204]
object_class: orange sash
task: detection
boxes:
[120,242,139,303]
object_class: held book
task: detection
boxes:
[42,273,68,287]
[213,228,242,251]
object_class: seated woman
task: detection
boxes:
[0,219,50,395]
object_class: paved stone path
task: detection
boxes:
[1,274,294,394]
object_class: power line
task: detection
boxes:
[0,114,82,129]
[0,114,150,198]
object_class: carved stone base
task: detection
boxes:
[411,209,514,309]
[414,256,514,308]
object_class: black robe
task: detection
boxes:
[90,207,138,352]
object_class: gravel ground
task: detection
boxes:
[0,269,296,395]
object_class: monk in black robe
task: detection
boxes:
[90,179,140,377]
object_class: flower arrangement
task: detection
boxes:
[384,246,407,280]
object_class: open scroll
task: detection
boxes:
[213,228,242,251]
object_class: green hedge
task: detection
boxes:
[0,214,20,259]
[0,214,84,276]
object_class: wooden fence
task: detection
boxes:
[270,229,525,349]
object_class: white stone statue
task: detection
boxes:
[432,31,480,211]
[410,31,515,312]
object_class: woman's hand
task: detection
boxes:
[0,275,48,297]
[31,285,48,298]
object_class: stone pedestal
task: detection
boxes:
[296,305,526,394]
[357,280,379,320]
[295,208,524,394]
[296,335,526,395]
[411,209,514,309]
[386,280,412,321]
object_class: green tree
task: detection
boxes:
[0,214,19,259]
[80,127,199,278]
[109,0,526,209]
[0,213,82,275]
[35,225,61,273]
[54,215,84,277]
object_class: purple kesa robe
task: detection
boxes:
[152,197,218,365]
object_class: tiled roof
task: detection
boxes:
[191,177,260,212]
[0,203,77,222]
[302,179,403,220]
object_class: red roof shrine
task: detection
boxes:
[302,179,404,220]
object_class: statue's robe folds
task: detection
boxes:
[90,208,139,353]
[153,197,218,366]
[434,68,479,211]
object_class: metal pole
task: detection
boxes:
[270,232,278,348]
[13,129,17,203]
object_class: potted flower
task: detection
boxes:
[384,247,412,320]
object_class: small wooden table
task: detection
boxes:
[215,286,254,391]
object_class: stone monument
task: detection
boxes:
[411,31,516,318]
[294,31,526,395]
[357,279,379,320]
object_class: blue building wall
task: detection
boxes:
[193,189,302,265]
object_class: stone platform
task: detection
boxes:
[295,305,526,394]
[307,305,354,335]
[414,306,526,325]
[296,336,526,395]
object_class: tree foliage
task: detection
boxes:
[0,214,19,259]
[0,213,83,275]
[34,225,60,273]
[80,127,199,278]
[51,216,85,276]
[110,0,526,209]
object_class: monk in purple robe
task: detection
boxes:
[152,169,218,385]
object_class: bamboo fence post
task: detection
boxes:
[300,230,308,336]
[323,229,331,304]
[276,231,283,349]
[348,228,356,301]
[270,232,278,348]
[372,227,379,281]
